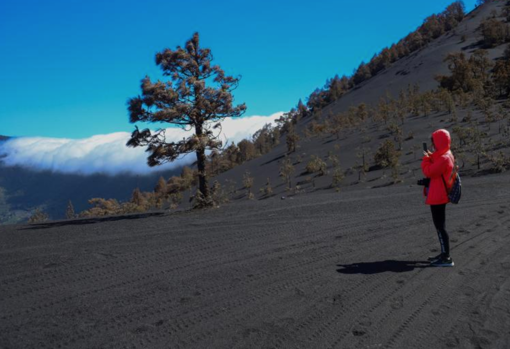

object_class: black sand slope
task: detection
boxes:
[1,171,510,348]
[206,0,510,201]
[322,1,504,116]
[318,0,505,133]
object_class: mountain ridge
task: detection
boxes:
[204,0,509,203]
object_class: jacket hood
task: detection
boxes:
[432,129,451,155]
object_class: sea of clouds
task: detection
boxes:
[0,113,284,176]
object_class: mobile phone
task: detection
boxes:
[423,142,428,152]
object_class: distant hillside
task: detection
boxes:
[322,1,505,116]
[0,135,9,141]
[204,0,510,202]
[0,164,182,224]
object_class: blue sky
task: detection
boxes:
[0,0,476,139]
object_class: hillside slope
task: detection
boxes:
[209,0,509,202]
[323,1,505,115]
[0,163,181,224]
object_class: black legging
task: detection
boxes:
[430,204,450,258]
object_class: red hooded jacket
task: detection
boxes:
[421,129,455,205]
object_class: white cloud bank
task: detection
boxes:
[0,112,284,176]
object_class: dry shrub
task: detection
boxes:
[305,155,327,175]
[28,209,49,223]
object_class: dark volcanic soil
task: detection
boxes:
[1,171,510,349]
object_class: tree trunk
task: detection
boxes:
[195,124,212,206]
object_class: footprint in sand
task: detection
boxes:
[328,294,342,305]
[352,329,366,337]
[501,262,510,270]
[42,262,60,269]
[93,252,117,260]
[390,296,404,310]
[463,289,474,297]
[153,319,165,327]
[359,316,372,327]
[458,228,471,235]
[444,335,460,347]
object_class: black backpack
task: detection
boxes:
[442,165,461,204]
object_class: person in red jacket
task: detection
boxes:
[421,129,455,267]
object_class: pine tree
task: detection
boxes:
[80,198,122,217]
[29,208,49,223]
[210,180,224,205]
[253,124,279,155]
[192,190,209,209]
[470,49,493,84]
[356,147,370,173]
[397,90,408,125]
[127,33,246,208]
[331,166,345,189]
[65,200,76,220]
[352,62,372,85]
[327,152,340,169]
[180,167,197,189]
[154,177,167,197]
[279,156,295,190]
[391,161,402,183]
[436,53,475,92]
[387,122,403,150]
[374,140,401,168]
[242,171,254,199]
[480,18,508,48]
[493,59,510,97]
[297,99,308,119]
[286,124,300,153]
[305,155,327,176]
[357,103,369,122]
[263,178,273,197]
[169,193,183,210]
[131,188,147,210]
[237,139,257,163]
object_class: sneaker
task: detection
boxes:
[427,253,443,261]
[430,257,454,267]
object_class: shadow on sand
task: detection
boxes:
[336,260,430,275]
[22,212,166,230]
